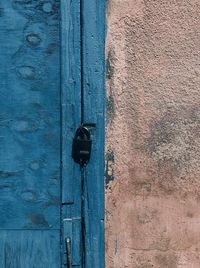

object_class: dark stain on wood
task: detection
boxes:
[0,8,4,17]
[26,33,42,46]
[0,170,22,178]
[29,214,49,227]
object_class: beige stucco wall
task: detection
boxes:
[105,1,200,267]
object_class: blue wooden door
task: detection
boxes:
[0,0,105,267]
[0,1,72,267]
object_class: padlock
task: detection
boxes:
[72,126,92,166]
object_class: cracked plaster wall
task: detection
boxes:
[105,1,200,267]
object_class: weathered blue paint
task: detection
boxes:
[0,0,61,266]
[81,0,106,267]
[0,0,61,224]
[0,0,61,230]
[0,230,60,267]
[60,0,82,267]
[0,0,105,266]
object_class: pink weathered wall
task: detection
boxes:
[105,1,200,267]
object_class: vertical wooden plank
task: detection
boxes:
[61,1,82,267]
[81,0,105,267]
[0,230,60,268]
[63,219,72,265]
[61,0,81,206]
[63,218,81,266]
[0,0,61,229]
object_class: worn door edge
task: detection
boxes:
[60,0,106,266]
[81,0,106,267]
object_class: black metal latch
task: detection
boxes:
[72,124,94,166]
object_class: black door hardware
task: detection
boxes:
[72,124,95,166]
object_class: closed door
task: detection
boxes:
[0,1,82,267]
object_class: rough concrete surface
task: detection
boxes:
[105,1,200,267]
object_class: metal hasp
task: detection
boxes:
[65,237,72,268]
[72,125,93,166]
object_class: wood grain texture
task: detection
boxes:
[82,0,106,267]
[63,218,81,266]
[0,1,62,267]
[0,0,61,230]
[60,0,82,266]
[0,230,60,268]
[0,0,105,266]
[60,0,81,212]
